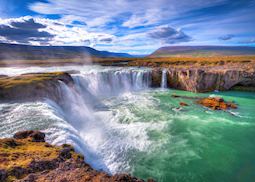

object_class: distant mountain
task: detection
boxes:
[150,46,255,57]
[0,43,133,60]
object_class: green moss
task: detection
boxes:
[0,137,81,182]
[0,72,67,89]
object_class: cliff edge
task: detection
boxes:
[0,130,151,182]
[0,72,74,102]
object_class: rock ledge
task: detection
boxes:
[0,130,152,182]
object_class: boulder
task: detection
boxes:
[14,130,45,142]
[179,102,189,106]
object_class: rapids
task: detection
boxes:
[0,65,255,182]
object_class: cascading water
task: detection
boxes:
[42,66,158,174]
[1,65,255,182]
[161,69,167,89]
[72,68,152,99]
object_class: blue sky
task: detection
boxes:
[0,0,255,54]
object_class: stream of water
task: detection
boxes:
[0,65,255,182]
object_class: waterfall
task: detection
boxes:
[161,69,167,89]
[72,68,152,98]
[45,67,154,174]
[0,65,166,175]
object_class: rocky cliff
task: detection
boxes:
[0,72,74,102]
[151,67,255,92]
[0,130,150,182]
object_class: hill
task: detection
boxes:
[0,43,133,60]
[150,46,255,57]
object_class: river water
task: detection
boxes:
[0,65,254,182]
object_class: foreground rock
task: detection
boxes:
[0,130,151,182]
[197,97,237,110]
[0,72,74,102]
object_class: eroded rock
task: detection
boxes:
[166,68,255,92]
[197,97,237,110]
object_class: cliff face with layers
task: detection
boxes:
[167,68,255,92]
[151,67,255,92]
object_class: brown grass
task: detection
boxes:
[0,56,254,69]
[0,72,66,89]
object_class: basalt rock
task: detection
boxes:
[0,131,153,182]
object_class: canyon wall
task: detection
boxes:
[152,68,255,92]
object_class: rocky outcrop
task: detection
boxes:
[151,69,162,87]
[167,68,255,92]
[0,72,74,102]
[197,97,237,110]
[151,67,255,92]
[0,130,152,182]
[179,102,189,106]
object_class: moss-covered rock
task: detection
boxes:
[0,131,152,182]
[0,72,74,102]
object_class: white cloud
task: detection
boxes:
[29,0,229,28]
[0,16,115,46]
[122,9,162,28]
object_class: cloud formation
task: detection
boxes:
[1,0,255,54]
[149,26,192,44]
[0,18,53,44]
[218,34,234,41]
[0,16,115,46]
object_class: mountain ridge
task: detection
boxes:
[0,43,133,60]
[150,45,255,57]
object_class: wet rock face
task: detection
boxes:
[0,130,152,182]
[197,97,237,110]
[151,69,162,87]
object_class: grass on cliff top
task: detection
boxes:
[0,138,61,170]
[0,72,67,89]
[126,55,255,68]
[0,55,254,68]
[0,137,82,169]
